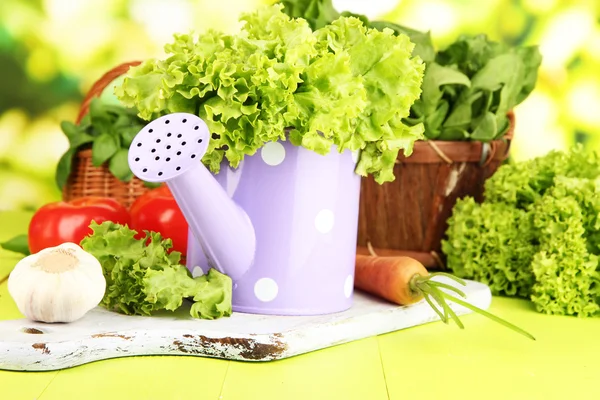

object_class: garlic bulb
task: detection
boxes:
[8,242,106,323]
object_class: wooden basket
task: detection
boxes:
[357,112,516,269]
[61,61,156,209]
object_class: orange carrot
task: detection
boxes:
[355,255,427,306]
[354,254,536,341]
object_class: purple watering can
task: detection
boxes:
[128,113,361,316]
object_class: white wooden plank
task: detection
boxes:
[0,278,491,371]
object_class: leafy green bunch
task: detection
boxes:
[56,98,157,189]
[80,221,232,319]
[279,0,543,142]
[114,4,425,184]
[406,34,542,141]
[442,146,600,317]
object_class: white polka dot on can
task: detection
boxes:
[261,142,286,166]
[315,209,335,234]
[254,278,279,302]
[344,274,354,298]
[191,266,204,278]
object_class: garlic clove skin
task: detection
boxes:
[8,242,106,323]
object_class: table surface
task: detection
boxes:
[1,211,599,400]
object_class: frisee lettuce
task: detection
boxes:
[80,221,232,319]
[441,197,537,298]
[115,4,425,184]
[442,146,600,317]
[530,179,600,317]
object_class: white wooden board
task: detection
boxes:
[0,278,491,371]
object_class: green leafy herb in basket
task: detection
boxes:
[55,98,154,190]
[404,34,541,141]
[114,4,425,184]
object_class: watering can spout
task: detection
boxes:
[168,164,256,279]
[126,113,256,280]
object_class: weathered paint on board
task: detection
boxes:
[0,278,491,371]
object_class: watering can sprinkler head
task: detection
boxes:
[127,113,256,280]
[127,113,210,183]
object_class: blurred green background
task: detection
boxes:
[0,0,599,211]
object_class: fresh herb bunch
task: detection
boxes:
[115,4,425,184]
[442,146,600,317]
[80,220,232,319]
[405,34,542,141]
[280,0,542,141]
[56,98,156,190]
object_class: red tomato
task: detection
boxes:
[28,197,131,254]
[129,185,189,256]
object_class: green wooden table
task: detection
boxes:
[1,211,599,400]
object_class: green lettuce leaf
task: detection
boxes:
[278,0,436,63]
[313,16,425,182]
[144,267,232,320]
[484,145,600,208]
[443,146,600,317]
[80,221,232,319]
[442,197,537,297]
[547,176,600,252]
[280,0,340,30]
[115,4,425,184]
[288,50,367,154]
[189,268,234,319]
[530,185,600,317]
[367,21,435,63]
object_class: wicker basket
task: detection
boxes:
[61,61,158,209]
[357,112,515,269]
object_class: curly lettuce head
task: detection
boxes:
[530,184,600,317]
[484,144,600,208]
[441,197,537,298]
[115,4,424,183]
[444,146,600,317]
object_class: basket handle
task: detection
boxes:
[76,61,142,124]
